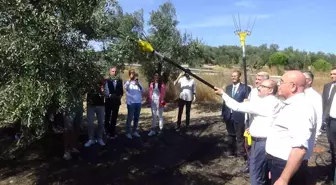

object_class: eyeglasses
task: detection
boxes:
[259,84,272,89]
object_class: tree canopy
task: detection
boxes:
[0,0,335,146]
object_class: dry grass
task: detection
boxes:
[116,66,330,104]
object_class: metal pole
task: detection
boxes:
[154,51,216,90]
[242,45,248,88]
[242,45,250,129]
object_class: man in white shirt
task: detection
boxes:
[242,71,270,174]
[174,71,196,130]
[266,70,316,185]
[303,71,323,140]
[215,79,282,185]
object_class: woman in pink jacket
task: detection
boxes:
[148,71,166,136]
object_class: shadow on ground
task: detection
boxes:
[0,102,334,185]
[0,114,240,185]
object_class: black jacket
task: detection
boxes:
[106,79,124,106]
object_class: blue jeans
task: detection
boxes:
[249,140,267,185]
[126,103,141,134]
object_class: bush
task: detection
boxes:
[312,59,332,72]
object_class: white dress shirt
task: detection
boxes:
[329,83,336,118]
[266,93,317,161]
[245,88,259,126]
[222,93,284,138]
[231,83,240,97]
[305,87,322,138]
[178,76,196,101]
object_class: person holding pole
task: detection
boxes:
[215,79,282,185]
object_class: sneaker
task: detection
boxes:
[132,132,141,138]
[71,148,80,153]
[97,139,105,146]
[125,133,132,139]
[63,151,72,160]
[148,130,156,136]
[84,140,96,147]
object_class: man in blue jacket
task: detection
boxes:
[222,70,251,158]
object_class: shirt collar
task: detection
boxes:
[304,87,312,92]
[283,93,305,105]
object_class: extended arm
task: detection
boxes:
[221,93,272,117]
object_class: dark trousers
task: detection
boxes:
[177,99,192,127]
[327,118,336,180]
[267,154,307,185]
[249,139,267,185]
[225,116,245,156]
[104,103,120,136]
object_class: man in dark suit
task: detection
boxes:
[105,67,124,139]
[222,70,251,158]
[322,66,336,180]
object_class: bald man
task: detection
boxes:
[215,80,283,185]
[266,70,317,185]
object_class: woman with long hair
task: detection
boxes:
[148,71,166,136]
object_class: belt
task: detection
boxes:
[251,137,267,142]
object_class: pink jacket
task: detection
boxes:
[148,82,166,107]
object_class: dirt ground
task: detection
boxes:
[0,102,334,185]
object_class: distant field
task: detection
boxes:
[120,65,330,103]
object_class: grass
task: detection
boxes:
[117,66,330,104]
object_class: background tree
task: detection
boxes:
[268,52,289,66]
[138,2,204,84]
[312,59,332,72]
[0,0,117,145]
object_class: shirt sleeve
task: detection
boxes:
[221,93,275,117]
[315,95,323,138]
[124,80,130,90]
[193,80,196,94]
[138,82,144,92]
[290,104,315,149]
[104,82,110,97]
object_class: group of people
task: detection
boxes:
[57,64,336,185]
[60,66,196,160]
[213,68,336,185]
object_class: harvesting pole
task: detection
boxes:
[235,30,250,87]
[232,14,256,94]
[110,27,217,89]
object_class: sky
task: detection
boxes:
[91,0,336,54]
